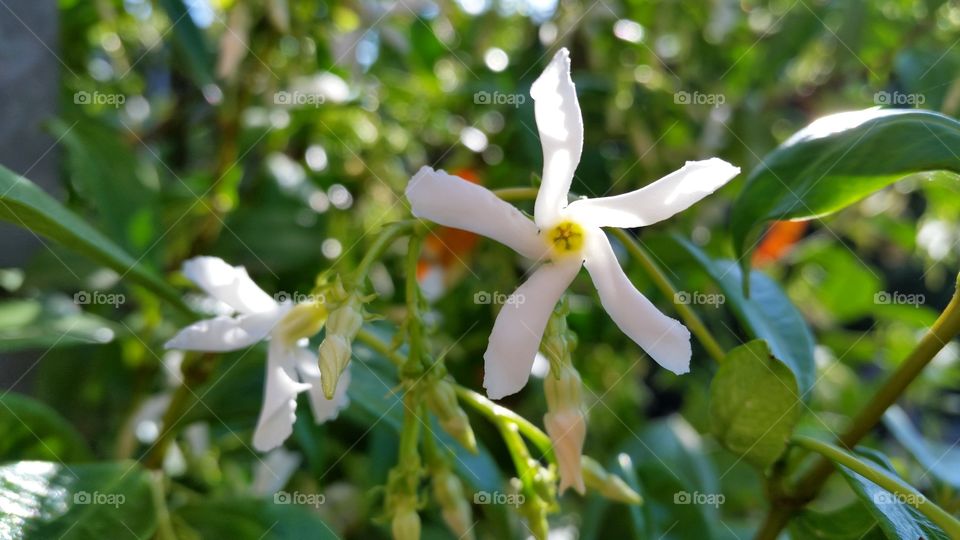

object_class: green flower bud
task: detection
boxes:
[425,378,477,453]
[318,294,365,399]
[431,467,474,540]
[390,498,421,540]
[581,455,642,505]
[544,363,586,494]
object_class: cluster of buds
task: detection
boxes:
[431,465,474,540]
[385,457,423,540]
[318,283,366,399]
[389,495,420,540]
[541,299,588,494]
[425,376,477,453]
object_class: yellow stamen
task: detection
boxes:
[545,220,586,256]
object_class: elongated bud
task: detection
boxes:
[543,363,586,494]
[432,467,475,540]
[318,294,364,398]
[390,498,420,540]
[581,455,642,505]
[426,379,477,453]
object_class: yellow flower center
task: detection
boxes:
[545,220,585,256]
[277,301,327,343]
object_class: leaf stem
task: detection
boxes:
[792,435,960,537]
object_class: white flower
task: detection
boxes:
[164,256,350,451]
[405,49,740,399]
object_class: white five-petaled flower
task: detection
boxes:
[164,257,350,452]
[405,48,740,399]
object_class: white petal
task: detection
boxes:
[163,308,286,352]
[565,159,740,229]
[583,230,691,374]
[182,256,278,315]
[406,166,548,260]
[294,346,351,422]
[483,259,582,399]
[531,48,584,228]
[253,341,310,452]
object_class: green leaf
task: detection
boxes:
[0,298,118,353]
[790,502,884,539]
[0,393,92,463]
[883,406,960,489]
[673,236,815,396]
[0,164,191,317]
[174,498,338,540]
[731,109,960,280]
[710,341,802,469]
[0,461,156,539]
[835,447,951,540]
[157,0,215,88]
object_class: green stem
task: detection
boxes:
[491,187,727,364]
[756,275,960,538]
[405,230,427,371]
[793,436,960,537]
[356,327,405,367]
[610,228,726,363]
[352,220,414,286]
[454,386,552,456]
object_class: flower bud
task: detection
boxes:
[431,467,475,540]
[543,364,586,494]
[581,455,642,505]
[390,498,421,540]
[318,294,364,399]
[425,378,477,453]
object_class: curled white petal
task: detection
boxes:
[583,229,691,374]
[565,159,740,229]
[531,48,584,228]
[406,166,548,260]
[294,346,351,422]
[182,256,278,315]
[163,308,287,352]
[253,340,311,452]
[483,258,582,399]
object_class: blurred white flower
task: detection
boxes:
[406,48,740,399]
[165,257,349,451]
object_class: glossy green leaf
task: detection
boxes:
[0,298,118,353]
[710,341,801,470]
[790,502,884,539]
[883,406,960,489]
[0,461,156,539]
[673,236,815,396]
[731,109,960,281]
[0,393,92,463]
[835,447,950,540]
[174,498,338,540]
[0,164,191,317]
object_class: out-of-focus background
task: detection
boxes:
[2,0,960,538]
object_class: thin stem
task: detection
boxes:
[610,228,727,363]
[493,187,539,202]
[356,327,405,367]
[352,220,414,286]
[793,436,960,537]
[756,276,960,539]
[405,230,427,370]
[455,386,552,455]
